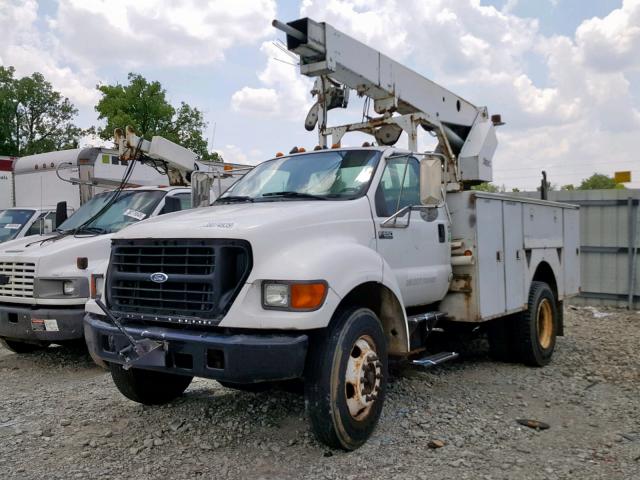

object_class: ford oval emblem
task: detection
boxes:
[150,272,169,283]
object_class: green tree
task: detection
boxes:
[0,66,82,156]
[578,173,625,190]
[561,184,575,191]
[471,182,500,192]
[95,73,215,160]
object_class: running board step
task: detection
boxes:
[411,351,459,368]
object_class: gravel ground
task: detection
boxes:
[0,306,639,480]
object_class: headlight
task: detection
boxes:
[63,280,76,295]
[262,281,328,311]
[34,278,89,299]
[264,283,289,308]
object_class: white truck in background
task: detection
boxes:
[0,156,17,210]
[0,147,172,243]
[84,18,579,451]
[0,133,245,353]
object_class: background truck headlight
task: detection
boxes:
[62,280,75,295]
[34,278,89,299]
[262,281,328,311]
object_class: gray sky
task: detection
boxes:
[1,0,638,189]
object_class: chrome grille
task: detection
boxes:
[0,262,36,298]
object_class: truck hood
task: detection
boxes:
[0,233,108,258]
[0,232,113,278]
[112,199,372,240]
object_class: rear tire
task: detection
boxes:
[0,338,48,354]
[109,364,193,405]
[305,307,387,450]
[513,281,558,367]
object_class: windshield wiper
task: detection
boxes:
[261,191,327,200]
[216,195,254,203]
[74,226,107,234]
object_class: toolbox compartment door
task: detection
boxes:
[503,201,526,311]
[476,197,506,317]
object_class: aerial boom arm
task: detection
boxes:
[274,18,500,186]
[114,126,198,186]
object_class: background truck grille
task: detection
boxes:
[0,262,36,298]
[107,239,251,324]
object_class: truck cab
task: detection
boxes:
[0,186,192,353]
[0,206,76,244]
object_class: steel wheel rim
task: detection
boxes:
[536,298,553,349]
[344,335,382,421]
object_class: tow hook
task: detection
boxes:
[95,299,165,369]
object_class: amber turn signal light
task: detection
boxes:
[290,282,327,310]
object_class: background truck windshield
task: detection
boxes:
[0,209,34,242]
[217,150,381,201]
[58,190,165,234]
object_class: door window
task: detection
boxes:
[174,193,192,210]
[375,156,420,217]
[161,193,192,213]
[25,211,60,236]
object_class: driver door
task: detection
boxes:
[372,155,451,306]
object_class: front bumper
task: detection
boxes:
[84,313,309,384]
[0,303,85,342]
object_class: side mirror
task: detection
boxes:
[419,157,443,206]
[43,218,53,234]
[191,171,213,207]
[163,196,182,214]
[55,201,68,226]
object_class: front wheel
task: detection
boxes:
[305,308,388,450]
[109,364,193,405]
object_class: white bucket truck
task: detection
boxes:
[84,18,580,450]
[0,147,171,243]
[0,132,242,353]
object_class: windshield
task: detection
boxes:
[216,150,381,202]
[0,209,35,242]
[58,190,165,234]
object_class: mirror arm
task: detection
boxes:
[380,204,443,229]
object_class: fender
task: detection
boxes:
[249,238,384,297]
[253,238,411,353]
[528,249,563,298]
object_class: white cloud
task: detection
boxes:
[0,0,278,131]
[0,0,99,107]
[52,0,277,68]
[230,41,313,120]
[575,0,640,72]
[214,144,264,165]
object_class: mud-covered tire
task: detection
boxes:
[109,364,193,405]
[304,307,387,450]
[0,338,48,354]
[513,281,558,367]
